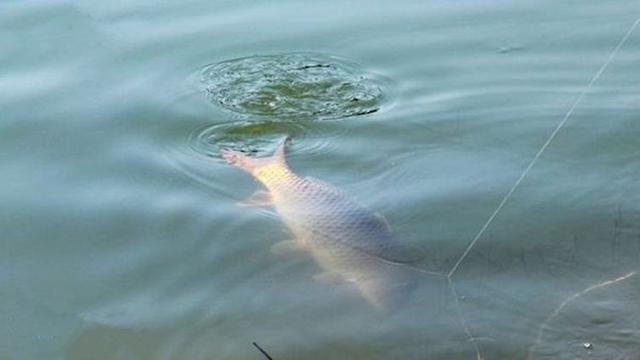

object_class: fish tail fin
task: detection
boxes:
[220,136,290,174]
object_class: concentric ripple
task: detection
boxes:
[188,119,348,159]
[162,118,350,193]
[200,53,386,120]
[189,121,306,158]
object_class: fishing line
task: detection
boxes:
[442,17,640,359]
[448,17,640,279]
[526,271,637,359]
[448,277,482,359]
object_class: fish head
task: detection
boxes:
[220,138,291,187]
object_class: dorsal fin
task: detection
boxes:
[273,136,289,166]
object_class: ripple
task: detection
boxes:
[529,272,640,360]
[188,119,350,160]
[163,119,349,194]
[200,53,387,120]
[188,120,306,158]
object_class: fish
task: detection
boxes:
[221,139,433,310]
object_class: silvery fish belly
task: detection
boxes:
[221,140,425,309]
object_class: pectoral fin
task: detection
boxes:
[374,212,392,231]
[376,242,426,265]
[361,212,425,264]
[237,190,272,208]
[270,240,304,256]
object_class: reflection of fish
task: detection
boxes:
[221,139,428,309]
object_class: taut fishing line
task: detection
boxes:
[445,18,640,359]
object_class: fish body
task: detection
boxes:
[221,140,423,309]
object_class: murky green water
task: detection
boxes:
[2,1,640,359]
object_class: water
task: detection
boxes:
[2,1,640,359]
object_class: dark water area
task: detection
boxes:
[2,0,640,359]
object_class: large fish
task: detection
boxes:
[221,139,432,309]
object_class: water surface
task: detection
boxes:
[2,0,640,359]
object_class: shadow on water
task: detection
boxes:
[68,268,479,360]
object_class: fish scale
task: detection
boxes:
[221,140,427,309]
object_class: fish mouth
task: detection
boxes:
[220,148,257,173]
[219,148,242,165]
